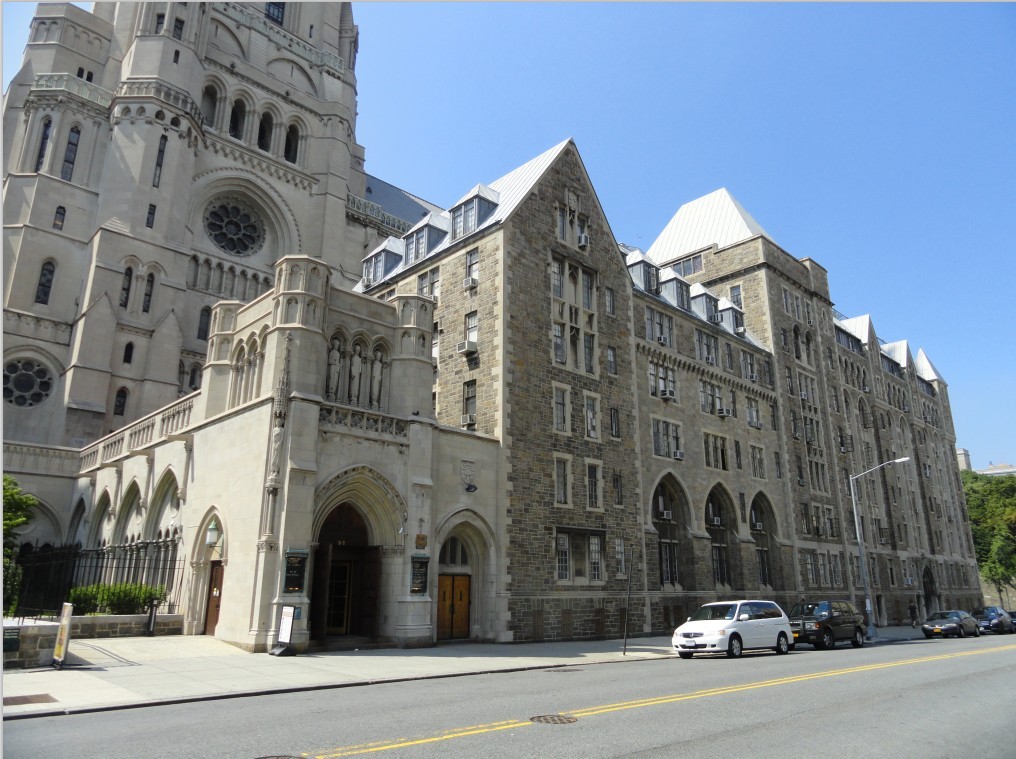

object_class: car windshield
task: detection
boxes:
[690,603,738,621]
[926,613,953,622]
[972,608,993,617]
[789,602,829,617]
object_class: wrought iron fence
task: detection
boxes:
[11,544,185,620]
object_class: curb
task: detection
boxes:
[2,652,676,721]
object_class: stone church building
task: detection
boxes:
[3,3,979,651]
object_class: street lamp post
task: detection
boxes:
[848,456,910,641]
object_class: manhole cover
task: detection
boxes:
[530,714,578,724]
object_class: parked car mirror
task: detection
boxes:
[738,613,750,621]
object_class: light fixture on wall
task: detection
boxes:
[398,511,407,535]
[205,518,221,547]
[464,483,477,493]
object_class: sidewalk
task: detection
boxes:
[2,626,922,720]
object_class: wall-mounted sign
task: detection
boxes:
[4,627,20,652]
[410,555,429,594]
[284,549,308,593]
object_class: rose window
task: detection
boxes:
[3,358,54,407]
[204,199,264,256]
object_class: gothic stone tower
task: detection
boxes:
[3,3,409,535]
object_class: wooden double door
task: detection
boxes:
[437,574,470,640]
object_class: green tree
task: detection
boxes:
[962,470,1016,599]
[3,475,38,614]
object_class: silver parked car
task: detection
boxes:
[672,599,793,659]
[921,610,979,639]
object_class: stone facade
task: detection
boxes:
[4,3,978,652]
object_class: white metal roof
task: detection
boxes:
[647,188,771,265]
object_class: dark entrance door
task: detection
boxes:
[437,574,470,640]
[204,560,224,635]
[327,560,352,634]
[311,504,382,641]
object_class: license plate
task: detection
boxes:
[793,632,799,638]
[933,628,941,633]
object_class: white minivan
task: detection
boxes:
[672,599,794,659]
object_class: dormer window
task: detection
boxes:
[363,254,384,285]
[452,200,480,238]
[404,228,428,264]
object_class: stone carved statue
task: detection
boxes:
[348,344,363,404]
[370,350,384,409]
[326,339,341,400]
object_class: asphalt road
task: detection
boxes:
[5,635,1015,759]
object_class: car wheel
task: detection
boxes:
[957,626,965,638]
[678,651,693,660]
[851,628,864,648]
[974,626,980,637]
[775,633,789,655]
[726,635,743,658]
[821,628,836,650]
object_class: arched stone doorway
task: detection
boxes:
[704,486,741,590]
[310,504,381,641]
[651,477,696,590]
[436,535,471,640]
[922,565,939,615]
[749,493,784,591]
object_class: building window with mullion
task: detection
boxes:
[153,135,167,186]
[61,126,80,181]
[462,380,477,418]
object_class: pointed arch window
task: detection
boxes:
[35,261,55,304]
[35,119,52,172]
[201,86,218,127]
[113,387,128,416]
[123,342,134,364]
[120,266,133,308]
[197,306,211,340]
[257,113,273,151]
[228,100,246,139]
[284,124,299,163]
[142,273,155,313]
[53,206,66,230]
[153,135,167,187]
[61,126,81,181]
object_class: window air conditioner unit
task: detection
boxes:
[673,449,684,461]
[657,336,669,346]
[717,408,731,417]
[456,340,477,356]
[797,477,806,486]
[709,313,723,323]
[705,355,716,365]
[748,373,758,383]
[662,388,676,400]
[462,276,478,290]
[800,391,809,400]
[711,517,722,527]
[862,385,870,393]
[460,414,476,427]
[577,233,590,248]
[840,446,847,453]
[736,326,746,335]
[661,510,673,520]
[753,522,763,531]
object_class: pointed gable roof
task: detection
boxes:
[915,348,944,383]
[480,138,572,230]
[647,188,771,265]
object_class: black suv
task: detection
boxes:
[787,600,866,649]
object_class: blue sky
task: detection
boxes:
[4,2,1015,469]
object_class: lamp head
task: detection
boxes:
[892,457,911,464]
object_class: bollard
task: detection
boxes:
[146,600,160,636]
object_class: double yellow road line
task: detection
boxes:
[310,643,1016,757]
